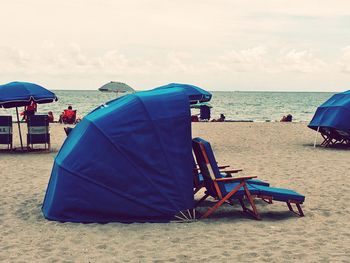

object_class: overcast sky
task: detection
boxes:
[1,0,350,91]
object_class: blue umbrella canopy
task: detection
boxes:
[153,83,212,104]
[0,81,57,108]
[0,81,57,150]
[308,90,350,133]
[42,87,194,223]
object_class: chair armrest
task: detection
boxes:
[218,165,230,169]
[215,176,257,182]
[221,169,243,174]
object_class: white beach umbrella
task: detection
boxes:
[98,81,135,94]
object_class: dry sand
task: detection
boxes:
[0,122,349,262]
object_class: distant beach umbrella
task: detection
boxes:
[308,90,350,147]
[98,81,135,94]
[153,83,212,104]
[0,81,58,150]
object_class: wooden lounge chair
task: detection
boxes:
[192,140,270,197]
[0,116,13,150]
[193,137,305,218]
[192,138,261,219]
[192,156,237,195]
[27,115,50,151]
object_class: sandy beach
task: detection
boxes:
[1,122,349,262]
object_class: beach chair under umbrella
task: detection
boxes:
[309,90,350,147]
[43,83,213,223]
[0,81,58,150]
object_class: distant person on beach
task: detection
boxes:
[22,101,37,121]
[59,105,77,124]
[211,113,226,122]
[280,114,293,122]
[191,115,199,122]
[48,111,54,123]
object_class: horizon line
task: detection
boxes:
[51,89,340,93]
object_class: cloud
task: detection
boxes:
[0,43,348,92]
[214,47,268,72]
[0,44,336,76]
[338,46,350,73]
[278,49,328,73]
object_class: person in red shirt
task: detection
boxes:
[23,101,37,121]
[59,105,77,124]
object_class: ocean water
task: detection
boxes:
[0,90,335,122]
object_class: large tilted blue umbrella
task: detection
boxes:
[43,87,194,223]
[308,90,350,145]
[153,83,212,104]
[0,81,58,150]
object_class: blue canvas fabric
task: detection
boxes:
[222,183,305,203]
[42,88,194,223]
[222,182,260,197]
[153,83,212,104]
[0,81,57,108]
[249,184,305,203]
[309,90,350,133]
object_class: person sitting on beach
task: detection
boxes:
[59,105,77,124]
[211,113,226,122]
[280,114,293,122]
[47,111,54,123]
[22,101,37,121]
[191,115,199,122]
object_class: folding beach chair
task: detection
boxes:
[27,115,50,151]
[319,127,345,147]
[335,129,350,146]
[0,116,13,150]
[193,137,305,218]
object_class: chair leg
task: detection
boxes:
[201,182,260,220]
[239,199,247,211]
[201,182,243,218]
[287,201,304,217]
[259,195,273,204]
[242,184,260,220]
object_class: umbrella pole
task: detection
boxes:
[15,107,24,150]
[313,126,320,148]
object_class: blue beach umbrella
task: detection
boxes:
[0,81,58,150]
[308,90,350,145]
[153,83,212,104]
[98,81,135,94]
[42,87,194,223]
